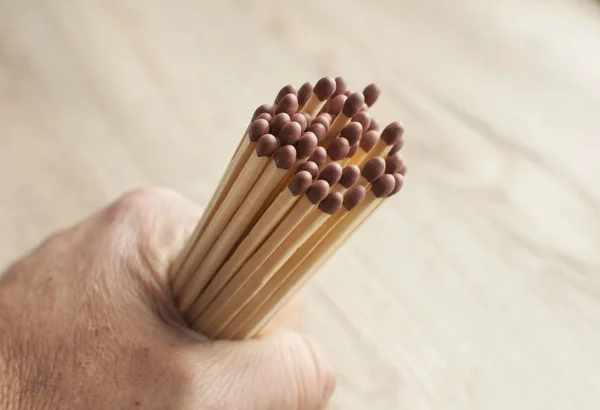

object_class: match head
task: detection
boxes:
[275,93,299,116]
[311,113,331,130]
[371,174,396,198]
[295,161,319,179]
[318,191,343,215]
[296,132,318,159]
[252,104,274,121]
[274,84,297,104]
[317,163,343,186]
[389,173,405,196]
[362,157,386,182]
[270,113,291,137]
[278,122,302,145]
[298,82,313,106]
[249,119,271,142]
[314,77,336,101]
[385,154,405,174]
[255,112,273,122]
[347,142,359,158]
[343,92,365,118]
[327,137,350,161]
[389,139,404,155]
[380,121,404,145]
[360,130,380,152]
[309,123,327,142]
[327,95,347,116]
[290,113,308,132]
[308,146,327,167]
[274,144,298,169]
[352,111,371,131]
[341,122,363,146]
[288,171,313,196]
[333,76,347,96]
[368,117,380,131]
[256,134,278,157]
[306,180,330,204]
[363,83,381,107]
[343,185,366,210]
[339,164,360,188]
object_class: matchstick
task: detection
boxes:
[356,157,386,187]
[191,180,330,334]
[185,169,311,323]
[322,137,350,167]
[213,191,343,338]
[363,83,381,108]
[297,82,313,110]
[323,92,364,145]
[352,111,372,131]
[175,133,278,312]
[385,153,405,175]
[317,163,343,188]
[357,122,404,167]
[349,129,379,166]
[331,165,360,194]
[295,161,319,179]
[300,77,336,118]
[274,84,297,105]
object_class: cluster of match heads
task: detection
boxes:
[249,76,406,214]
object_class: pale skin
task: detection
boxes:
[0,187,335,410]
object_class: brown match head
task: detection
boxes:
[256,134,278,157]
[274,144,297,169]
[327,94,347,116]
[368,117,380,131]
[295,161,319,179]
[317,163,343,186]
[380,121,404,145]
[306,180,330,204]
[275,84,297,104]
[308,146,327,167]
[347,142,359,158]
[363,83,381,107]
[399,164,407,176]
[389,173,404,196]
[362,157,386,182]
[360,130,380,152]
[288,170,313,196]
[344,90,352,97]
[270,113,291,137]
[311,113,331,129]
[255,112,273,122]
[371,174,396,198]
[278,122,302,145]
[296,132,318,159]
[252,104,274,121]
[352,111,371,131]
[309,123,327,142]
[340,164,360,188]
[333,76,347,96]
[385,154,405,175]
[290,113,308,132]
[249,119,271,142]
[318,192,343,215]
[343,185,366,210]
[298,82,313,106]
[275,93,299,116]
[340,122,363,146]
[343,92,365,118]
[314,77,336,101]
[327,137,350,161]
[389,138,404,155]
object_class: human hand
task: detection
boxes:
[0,187,334,410]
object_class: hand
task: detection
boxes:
[0,187,335,410]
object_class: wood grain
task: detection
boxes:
[1,0,600,408]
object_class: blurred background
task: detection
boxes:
[1,0,599,408]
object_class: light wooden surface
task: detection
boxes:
[1,0,600,408]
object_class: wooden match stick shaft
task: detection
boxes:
[175,151,272,312]
[244,191,382,338]
[190,194,323,334]
[210,208,332,338]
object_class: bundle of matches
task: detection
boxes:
[169,77,407,340]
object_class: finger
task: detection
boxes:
[187,331,335,410]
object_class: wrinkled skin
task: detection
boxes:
[0,187,334,410]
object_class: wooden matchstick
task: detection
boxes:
[323,92,364,146]
[213,191,343,338]
[300,77,336,118]
[357,122,404,167]
[191,180,330,334]
[348,129,379,166]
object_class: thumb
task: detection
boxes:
[193,331,335,410]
